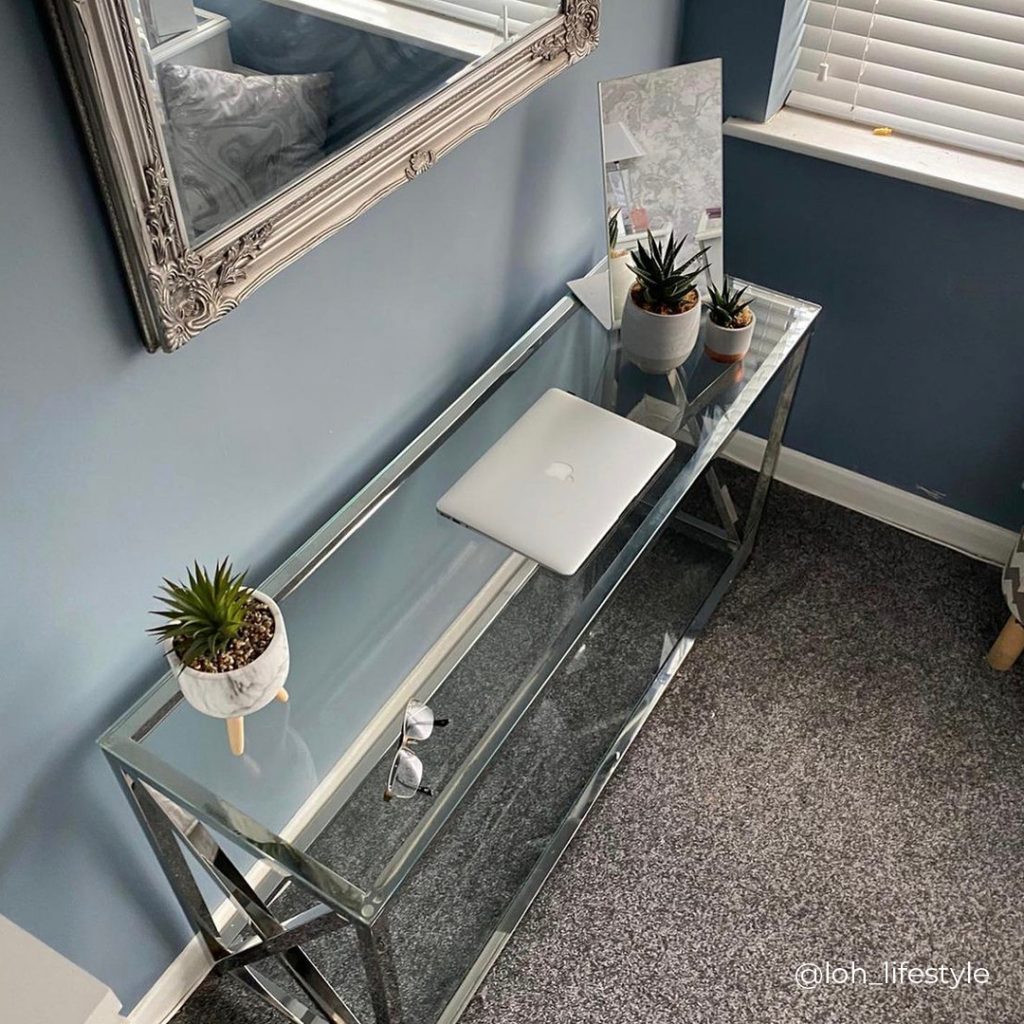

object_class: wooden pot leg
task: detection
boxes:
[226,717,245,756]
[987,616,1024,671]
[275,688,289,703]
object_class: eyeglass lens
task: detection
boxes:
[390,747,424,800]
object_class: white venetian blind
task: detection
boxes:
[787,0,1024,161]
[389,0,558,38]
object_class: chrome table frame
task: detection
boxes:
[100,283,817,1024]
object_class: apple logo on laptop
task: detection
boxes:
[545,461,575,483]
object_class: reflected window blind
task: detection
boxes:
[787,0,1024,161]
[389,0,557,38]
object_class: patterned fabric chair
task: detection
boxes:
[988,530,1024,670]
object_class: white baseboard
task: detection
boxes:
[723,431,1016,566]
[126,938,211,1024]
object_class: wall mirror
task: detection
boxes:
[599,60,722,326]
[47,0,600,351]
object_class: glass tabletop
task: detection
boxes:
[102,279,819,923]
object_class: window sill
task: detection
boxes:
[723,109,1024,213]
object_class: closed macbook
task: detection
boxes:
[437,388,676,576]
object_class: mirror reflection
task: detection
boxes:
[599,60,724,326]
[137,0,560,241]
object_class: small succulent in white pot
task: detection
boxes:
[149,559,289,756]
[703,278,755,364]
[622,231,710,374]
[607,208,635,323]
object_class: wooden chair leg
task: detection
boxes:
[275,688,289,703]
[226,717,245,756]
[987,615,1024,671]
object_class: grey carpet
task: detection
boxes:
[171,479,1024,1024]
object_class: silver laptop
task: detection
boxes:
[437,389,676,576]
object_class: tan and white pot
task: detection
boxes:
[164,589,290,756]
[609,250,635,323]
[704,312,756,364]
[621,289,701,374]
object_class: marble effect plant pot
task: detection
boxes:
[621,289,701,374]
[164,590,290,756]
[704,312,756,364]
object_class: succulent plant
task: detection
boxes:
[149,559,253,669]
[630,231,710,314]
[704,277,753,328]
[608,208,620,252]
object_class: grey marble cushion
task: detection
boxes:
[159,63,333,238]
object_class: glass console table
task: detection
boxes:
[101,281,819,1024]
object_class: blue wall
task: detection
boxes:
[0,0,683,1009]
[683,0,1024,530]
[680,0,789,121]
[724,140,1024,529]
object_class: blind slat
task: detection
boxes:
[434,0,554,20]
[795,50,1024,120]
[936,0,1024,17]
[805,3,1024,56]
[788,0,1024,161]
[808,0,1024,43]
[389,0,556,34]
[802,24,1024,81]
[935,0,1024,15]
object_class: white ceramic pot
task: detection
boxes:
[704,311,756,364]
[608,250,635,323]
[165,590,290,720]
[621,289,702,374]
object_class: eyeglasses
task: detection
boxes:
[384,699,449,802]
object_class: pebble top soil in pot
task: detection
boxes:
[704,278,754,330]
[631,282,700,316]
[173,598,274,673]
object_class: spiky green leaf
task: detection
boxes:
[148,558,253,669]
[628,232,711,312]
[703,276,755,327]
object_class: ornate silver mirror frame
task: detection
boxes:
[46,0,600,352]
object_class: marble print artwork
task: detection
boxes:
[600,60,723,247]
